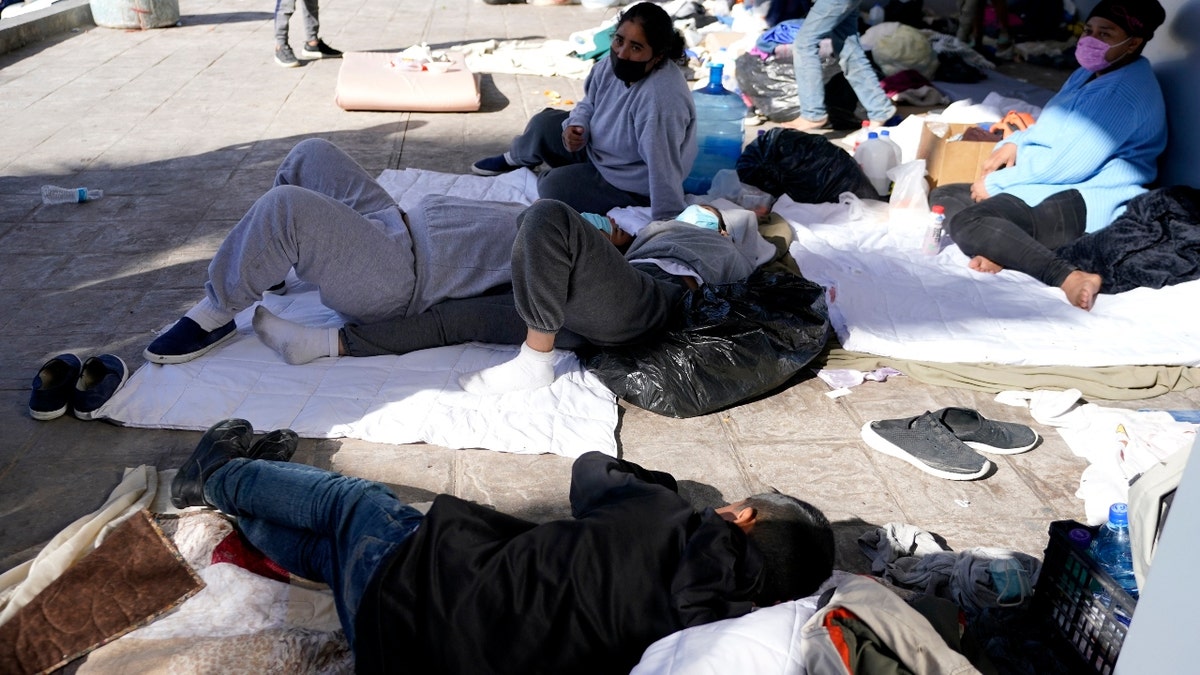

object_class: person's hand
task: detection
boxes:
[562,125,587,153]
[981,143,1017,175]
[970,176,991,202]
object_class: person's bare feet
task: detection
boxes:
[779,116,829,132]
[1061,270,1103,311]
[968,255,1004,274]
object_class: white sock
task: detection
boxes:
[184,297,237,331]
[459,343,556,395]
[252,305,339,365]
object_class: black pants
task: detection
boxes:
[931,184,1086,287]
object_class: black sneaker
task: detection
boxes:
[932,407,1039,455]
[301,39,342,59]
[29,353,83,420]
[861,412,991,481]
[471,154,519,176]
[246,428,300,462]
[72,354,129,421]
[145,317,238,364]
[172,418,254,509]
[275,44,300,68]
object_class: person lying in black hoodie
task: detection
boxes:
[172,418,837,674]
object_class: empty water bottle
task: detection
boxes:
[922,205,945,256]
[683,64,746,195]
[879,129,903,166]
[42,185,103,205]
[1090,503,1139,600]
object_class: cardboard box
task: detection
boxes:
[702,31,746,53]
[916,122,997,188]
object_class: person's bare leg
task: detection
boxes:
[968,255,1005,273]
[459,328,557,394]
[1060,270,1102,311]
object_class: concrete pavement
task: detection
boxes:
[3,0,1197,583]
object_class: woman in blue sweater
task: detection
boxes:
[931,0,1167,311]
[470,2,697,221]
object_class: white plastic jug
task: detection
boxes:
[855,132,897,197]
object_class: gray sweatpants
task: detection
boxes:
[509,108,650,216]
[341,199,684,356]
[204,138,521,325]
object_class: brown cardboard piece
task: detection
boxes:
[702,31,746,53]
[917,122,998,188]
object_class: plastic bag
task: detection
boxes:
[583,271,830,418]
[735,53,865,128]
[887,159,929,212]
[708,169,777,217]
[870,23,937,79]
[737,127,879,204]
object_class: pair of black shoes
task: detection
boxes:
[171,418,299,509]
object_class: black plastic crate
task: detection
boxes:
[1031,520,1138,675]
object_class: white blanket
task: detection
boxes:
[776,194,1200,368]
[96,168,618,458]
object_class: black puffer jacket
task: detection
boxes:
[354,452,764,675]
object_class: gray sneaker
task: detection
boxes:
[275,44,300,68]
[932,407,1039,455]
[861,412,991,481]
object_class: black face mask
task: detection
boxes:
[611,55,652,84]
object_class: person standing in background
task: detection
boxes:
[274,0,342,68]
[781,0,896,132]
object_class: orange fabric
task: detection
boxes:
[989,110,1036,139]
[822,606,862,673]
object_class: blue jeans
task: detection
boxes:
[792,0,896,123]
[204,459,423,649]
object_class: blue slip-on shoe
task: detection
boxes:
[72,354,129,420]
[932,407,1039,455]
[144,317,237,365]
[29,353,83,420]
[470,154,520,176]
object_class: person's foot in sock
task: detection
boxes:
[253,306,339,365]
[459,343,556,394]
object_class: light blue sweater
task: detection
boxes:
[566,57,697,221]
[985,57,1166,233]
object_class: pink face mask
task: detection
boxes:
[1075,35,1131,73]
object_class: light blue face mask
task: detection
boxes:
[675,204,721,231]
[579,212,613,235]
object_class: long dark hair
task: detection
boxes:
[617,2,686,65]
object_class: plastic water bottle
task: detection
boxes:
[683,64,746,195]
[879,129,903,166]
[868,3,885,26]
[922,205,945,255]
[41,185,103,205]
[854,132,895,197]
[1090,503,1139,600]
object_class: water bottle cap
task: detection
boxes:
[881,130,891,136]
[1068,528,1093,547]
[931,205,945,214]
[867,131,879,139]
[1109,502,1129,526]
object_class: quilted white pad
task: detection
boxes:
[96,168,618,458]
[776,194,1200,368]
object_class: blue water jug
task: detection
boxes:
[683,64,745,195]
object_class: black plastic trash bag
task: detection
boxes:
[737,127,878,203]
[735,53,865,129]
[583,271,830,418]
